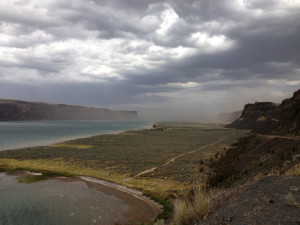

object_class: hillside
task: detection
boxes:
[227,89,300,135]
[202,90,300,225]
[0,99,138,121]
[199,133,300,225]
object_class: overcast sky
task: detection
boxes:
[0,0,300,121]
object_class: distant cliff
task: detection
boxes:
[218,111,242,123]
[0,99,139,121]
[227,89,300,135]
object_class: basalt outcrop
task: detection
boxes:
[0,99,139,121]
[227,89,300,135]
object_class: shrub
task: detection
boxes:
[191,185,210,220]
[293,154,300,162]
[153,219,165,225]
[285,163,300,176]
[286,192,300,208]
[172,199,191,225]
[171,184,211,225]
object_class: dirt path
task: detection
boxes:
[129,136,229,179]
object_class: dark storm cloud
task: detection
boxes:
[0,0,299,120]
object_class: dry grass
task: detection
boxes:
[120,132,140,135]
[257,116,266,122]
[171,184,211,225]
[192,185,211,220]
[125,177,189,198]
[172,199,191,225]
[0,158,126,183]
[285,163,300,176]
[0,158,188,198]
[286,192,300,208]
[153,219,166,225]
[50,144,92,149]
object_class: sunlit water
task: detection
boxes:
[0,173,128,225]
[0,120,151,150]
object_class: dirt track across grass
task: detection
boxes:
[132,136,230,179]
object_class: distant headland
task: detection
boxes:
[0,99,139,121]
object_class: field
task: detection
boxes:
[0,123,247,196]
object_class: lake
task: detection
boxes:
[0,120,151,150]
[0,173,129,225]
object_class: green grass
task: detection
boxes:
[17,175,48,184]
[143,190,173,220]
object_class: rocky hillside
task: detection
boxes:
[0,99,138,121]
[200,133,300,225]
[227,89,300,135]
[200,176,300,225]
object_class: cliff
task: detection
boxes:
[0,99,139,121]
[227,89,300,135]
[218,111,242,123]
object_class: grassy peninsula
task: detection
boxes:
[0,123,246,219]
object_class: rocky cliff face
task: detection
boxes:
[0,100,139,121]
[227,89,300,135]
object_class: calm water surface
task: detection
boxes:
[0,173,128,225]
[0,120,151,150]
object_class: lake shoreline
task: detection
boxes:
[2,171,162,224]
[0,122,245,223]
[0,121,153,151]
[78,176,162,223]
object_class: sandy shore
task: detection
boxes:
[56,176,162,224]
[80,176,162,223]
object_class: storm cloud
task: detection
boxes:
[1,0,300,121]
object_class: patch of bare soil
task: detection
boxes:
[200,176,300,225]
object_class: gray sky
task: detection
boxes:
[1,0,300,121]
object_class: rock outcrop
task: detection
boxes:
[227,89,300,135]
[0,99,139,121]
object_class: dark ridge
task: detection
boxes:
[0,99,139,121]
[226,89,300,135]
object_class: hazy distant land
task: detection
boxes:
[0,99,138,121]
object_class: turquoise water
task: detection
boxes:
[0,173,128,225]
[0,120,151,150]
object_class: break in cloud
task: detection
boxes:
[0,0,300,121]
